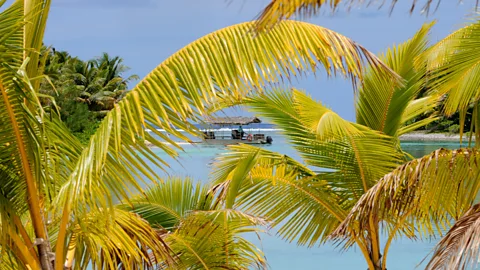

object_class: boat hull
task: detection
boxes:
[201,139,270,145]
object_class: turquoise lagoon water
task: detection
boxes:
[146,131,467,269]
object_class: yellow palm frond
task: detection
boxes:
[255,0,466,31]
[212,144,346,246]
[416,19,480,144]
[398,95,440,135]
[332,148,480,255]
[167,209,267,269]
[244,89,403,196]
[119,177,215,231]
[53,20,397,218]
[61,208,173,270]
[120,178,266,269]
[23,0,51,89]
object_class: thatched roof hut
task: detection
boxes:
[205,116,262,126]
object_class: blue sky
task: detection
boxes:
[43,0,474,121]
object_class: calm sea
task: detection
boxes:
[146,126,467,270]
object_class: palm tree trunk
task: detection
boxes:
[366,217,383,270]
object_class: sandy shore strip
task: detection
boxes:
[144,131,473,146]
[400,131,474,142]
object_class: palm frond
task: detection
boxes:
[356,22,437,137]
[23,0,51,90]
[398,95,440,135]
[60,208,173,270]
[167,209,267,269]
[0,0,24,71]
[53,20,397,217]
[426,203,480,270]
[121,178,266,269]
[0,192,39,269]
[211,144,349,246]
[244,89,403,197]
[0,63,58,269]
[119,177,215,231]
[254,0,464,31]
[0,3,85,268]
[332,148,480,247]
[419,19,480,116]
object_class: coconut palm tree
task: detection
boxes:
[0,0,397,269]
[329,147,480,270]
[94,52,139,92]
[330,17,480,270]
[210,23,440,270]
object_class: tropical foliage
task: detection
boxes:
[254,0,475,31]
[331,148,480,268]
[0,0,398,269]
[248,2,480,267]
[210,23,440,270]
[120,178,267,270]
[336,15,480,270]
[356,15,480,269]
[39,50,138,144]
[426,202,480,270]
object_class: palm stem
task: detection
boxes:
[54,202,70,270]
[9,228,40,269]
[381,208,416,270]
[64,233,77,270]
[13,215,38,261]
[468,108,474,148]
[475,101,480,147]
[0,81,52,270]
[368,215,381,269]
[354,235,376,270]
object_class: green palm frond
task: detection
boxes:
[425,203,480,270]
[398,95,440,135]
[245,89,402,195]
[0,64,60,269]
[356,22,439,137]
[419,19,480,117]
[120,177,215,231]
[120,178,266,269]
[168,209,267,270]
[254,0,466,31]
[0,0,24,70]
[212,144,346,246]
[211,143,316,208]
[332,148,480,250]
[23,0,51,89]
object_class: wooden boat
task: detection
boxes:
[202,116,273,145]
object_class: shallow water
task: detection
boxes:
[147,131,467,269]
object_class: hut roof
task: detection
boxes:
[205,116,262,126]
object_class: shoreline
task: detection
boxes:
[145,131,473,147]
[399,131,474,142]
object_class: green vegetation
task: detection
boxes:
[3,0,480,269]
[39,50,138,144]
[1,1,393,269]
[211,24,443,270]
